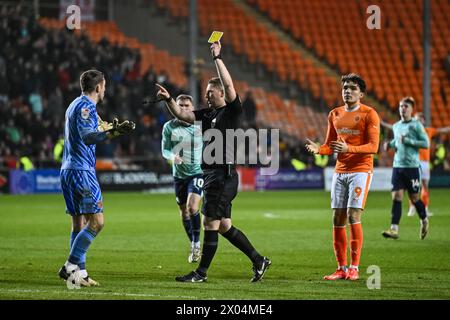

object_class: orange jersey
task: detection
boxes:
[319,104,380,173]
[419,127,437,161]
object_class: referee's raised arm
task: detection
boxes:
[211,41,236,103]
[155,83,195,124]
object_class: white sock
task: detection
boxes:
[391,224,399,231]
[79,269,88,278]
[64,261,78,272]
[193,241,201,249]
[349,265,359,270]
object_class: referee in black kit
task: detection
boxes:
[155,40,271,283]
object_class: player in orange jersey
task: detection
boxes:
[381,112,450,217]
[306,74,380,281]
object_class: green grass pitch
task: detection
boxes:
[0,190,449,300]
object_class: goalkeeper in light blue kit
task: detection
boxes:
[161,94,203,263]
[382,97,429,240]
[58,70,135,288]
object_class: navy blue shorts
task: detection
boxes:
[174,174,203,205]
[60,169,103,215]
[391,167,422,194]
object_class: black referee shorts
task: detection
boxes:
[201,167,239,220]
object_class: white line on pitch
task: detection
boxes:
[0,288,201,299]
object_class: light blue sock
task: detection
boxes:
[68,228,97,266]
[70,231,86,270]
[70,231,79,248]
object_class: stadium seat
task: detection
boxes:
[250,0,450,128]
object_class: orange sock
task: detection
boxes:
[349,223,363,267]
[333,226,347,268]
[421,185,429,208]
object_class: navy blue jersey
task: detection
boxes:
[61,95,103,171]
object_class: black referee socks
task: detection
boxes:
[196,230,218,276]
[222,226,262,264]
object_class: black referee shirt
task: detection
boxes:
[193,95,243,170]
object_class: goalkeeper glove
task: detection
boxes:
[106,118,136,137]
[98,116,113,132]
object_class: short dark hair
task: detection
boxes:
[207,77,224,91]
[400,96,415,108]
[341,73,366,93]
[176,94,194,103]
[80,70,104,93]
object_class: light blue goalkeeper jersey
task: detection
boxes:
[161,119,203,179]
[61,95,106,171]
[389,119,429,168]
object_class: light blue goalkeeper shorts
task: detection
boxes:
[60,169,103,215]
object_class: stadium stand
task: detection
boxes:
[0,5,319,170]
[155,0,344,108]
[40,18,326,155]
[2,1,449,170]
[248,0,450,130]
[0,6,187,169]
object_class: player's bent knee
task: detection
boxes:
[409,193,421,203]
[180,209,190,220]
[91,221,104,233]
[203,217,220,231]
[392,191,403,201]
[87,214,104,233]
[218,221,232,234]
[186,204,199,215]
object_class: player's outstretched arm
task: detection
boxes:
[437,126,450,134]
[156,83,195,124]
[211,41,236,103]
[80,111,134,144]
[380,120,393,130]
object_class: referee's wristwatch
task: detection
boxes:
[212,53,222,60]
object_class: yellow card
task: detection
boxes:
[208,31,223,43]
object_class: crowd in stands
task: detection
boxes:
[0,5,186,170]
[1,4,449,172]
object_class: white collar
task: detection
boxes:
[345,104,360,112]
